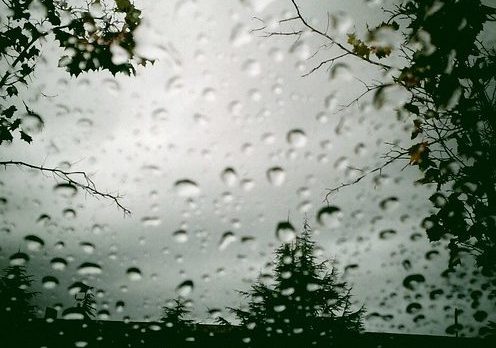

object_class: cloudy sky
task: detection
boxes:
[1,0,492,336]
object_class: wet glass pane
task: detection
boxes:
[1,0,495,346]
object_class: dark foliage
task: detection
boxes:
[231,222,364,346]
[0,265,38,325]
[0,0,148,145]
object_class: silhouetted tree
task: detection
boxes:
[0,265,38,325]
[231,222,364,347]
[160,297,195,345]
[0,0,150,213]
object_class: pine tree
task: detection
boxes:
[231,222,364,346]
[0,265,38,325]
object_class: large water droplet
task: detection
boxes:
[42,276,59,289]
[54,183,78,198]
[267,167,286,186]
[176,280,194,297]
[403,274,425,291]
[317,206,343,228]
[287,129,307,148]
[174,180,200,197]
[77,262,102,275]
[9,252,29,266]
[126,267,142,281]
[24,235,45,251]
[62,308,84,320]
[51,257,67,271]
[276,222,296,243]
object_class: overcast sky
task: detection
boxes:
[1,0,493,336]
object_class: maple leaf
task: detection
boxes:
[409,142,429,165]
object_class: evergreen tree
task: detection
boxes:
[160,297,194,345]
[0,265,38,325]
[231,222,364,347]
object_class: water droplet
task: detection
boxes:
[267,167,286,186]
[42,276,59,289]
[276,222,296,243]
[317,206,343,228]
[242,59,261,77]
[36,214,51,226]
[63,208,76,219]
[221,168,238,187]
[176,280,194,297]
[378,229,397,240]
[54,183,78,198]
[286,129,307,148]
[141,216,162,227]
[77,262,102,275]
[116,301,125,312]
[219,231,236,250]
[173,230,188,243]
[406,302,422,314]
[9,252,29,266]
[80,242,95,254]
[62,308,84,320]
[126,267,142,281]
[379,196,399,211]
[174,179,200,198]
[51,257,67,271]
[24,235,45,251]
[403,274,425,291]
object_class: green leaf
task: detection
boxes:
[9,118,21,131]
[6,86,18,97]
[0,125,14,143]
[1,106,17,118]
[19,130,32,143]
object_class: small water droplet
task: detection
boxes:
[221,168,238,187]
[173,230,188,243]
[379,196,399,211]
[267,167,286,186]
[219,231,236,250]
[80,242,95,254]
[379,229,397,240]
[141,216,162,227]
[174,180,200,198]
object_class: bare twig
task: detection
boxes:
[302,52,348,77]
[289,0,393,70]
[0,160,131,215]
[324,149,407,204]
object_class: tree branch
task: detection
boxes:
[0,160,131,215]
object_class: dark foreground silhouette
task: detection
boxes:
[3,318,495,348]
